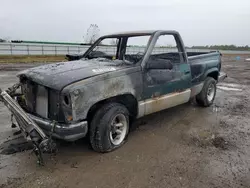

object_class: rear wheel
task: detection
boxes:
[89,103,129,152]
[196,77,217,107]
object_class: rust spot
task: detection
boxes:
[144,90,191,115]
[151,92,161,98]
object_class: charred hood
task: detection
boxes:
[18,59,130,90]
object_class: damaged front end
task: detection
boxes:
[0,84,56,165]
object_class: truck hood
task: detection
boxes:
[18,59,130,90]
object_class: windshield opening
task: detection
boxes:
[84,35,151,64]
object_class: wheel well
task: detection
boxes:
[207,71,218,80]
[87,94,138,123]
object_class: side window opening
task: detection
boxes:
[150,35,183,64]
[124,35,151,63]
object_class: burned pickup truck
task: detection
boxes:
[0,30,226,162]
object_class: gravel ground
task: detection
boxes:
[0,54,250,188]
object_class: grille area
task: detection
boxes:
[21,80,48,118]
[36,85,48,118]
[20,79,63,121]
[21,80,36,112]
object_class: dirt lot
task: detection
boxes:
[0,54,250,188]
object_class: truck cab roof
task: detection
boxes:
[102,30,180,38]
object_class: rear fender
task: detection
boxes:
[204,68,219,80]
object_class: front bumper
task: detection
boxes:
[218,72,227,82]
[0,90,88,142]
[1,88,89,164]
[29,114,88,141]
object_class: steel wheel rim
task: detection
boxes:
[207,83,215,102]
[110,114,128,146]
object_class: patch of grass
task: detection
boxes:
[0,55,67,63]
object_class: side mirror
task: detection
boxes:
[147,58,173,70]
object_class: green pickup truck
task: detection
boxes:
[0,30,226,159]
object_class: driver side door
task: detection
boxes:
[142,34,192,115]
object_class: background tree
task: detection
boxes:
[84,24,100,44]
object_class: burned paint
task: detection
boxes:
[17,60,124,91]
[143,63,191,100]
[66,70,143,121]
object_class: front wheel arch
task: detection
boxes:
[86,94,138,124]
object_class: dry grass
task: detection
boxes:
[0,55,67,63]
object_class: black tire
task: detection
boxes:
[89,102,129,153]
[196,77,217,107]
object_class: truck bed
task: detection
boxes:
[188,51,221,84]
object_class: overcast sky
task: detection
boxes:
[1,0,250,46]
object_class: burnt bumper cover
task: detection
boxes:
[0,90,47,141]
[218,72,227,82]
[29,114,88,142]
[0,89,87,164]
[0,90,88,142]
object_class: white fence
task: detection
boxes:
[0,42,250,55]
[0,43,89,55]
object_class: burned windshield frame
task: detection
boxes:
[83,37,120,59]
[83,34,153,63]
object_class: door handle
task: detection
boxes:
[184,71,190,75]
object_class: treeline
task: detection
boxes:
[190,45,250,51]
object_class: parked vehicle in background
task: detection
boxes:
[0,30,226,161]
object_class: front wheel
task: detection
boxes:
[89,103,129,153]
[196,77,217,107]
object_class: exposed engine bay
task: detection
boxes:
[0,83,56,165]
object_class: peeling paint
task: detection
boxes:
[68,71,142,121]
[138,89,191,117]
